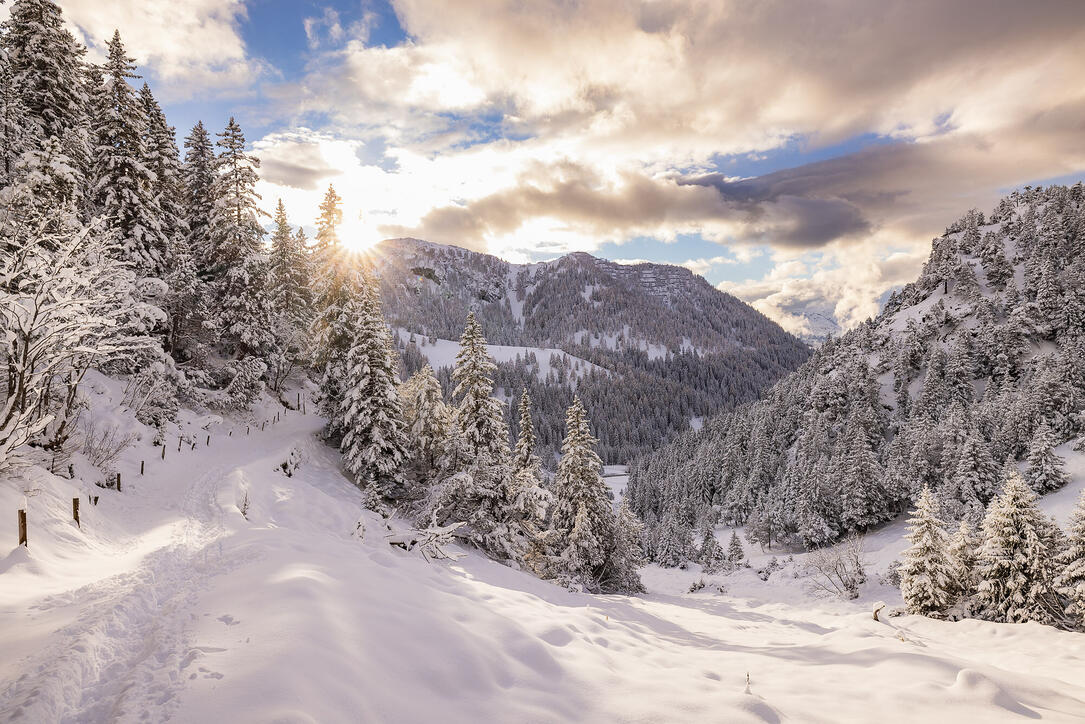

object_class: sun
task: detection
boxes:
[339,214,383,254]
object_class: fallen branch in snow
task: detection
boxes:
[386,522,467,562]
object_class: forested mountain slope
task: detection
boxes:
[373,238,811,463]
[629,184,1085,558]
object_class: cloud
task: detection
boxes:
[51,0,270,100]
[255,132,344,190]
[304,7,346,50]
[250,0,1085,329]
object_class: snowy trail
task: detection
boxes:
[0,406,325,723]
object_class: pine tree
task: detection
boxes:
[974,469,1062,624]
[313,184,344,287]
[90,31,166,276]
[839,413,887,532]
[182,121,216,273]
[699,529,725,573]
[1026,421,1070,494]
[1055,490,1085,627]
[452,312,509,468]
[0,0,88,168]
[550,397,642,593]
[399,364,459,492]
[340,282,408,501]
[726,531,745,564]
[899,486,955,616]
[265,199,312,389]
[208,117,264,276]
[508,389,550,527]
[138,84,185,254]
[948,519,980,601]
[312,270,367,442]
[217,255,276,358]
[655,509,688,567]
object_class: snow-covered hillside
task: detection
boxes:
[374,238,811,464]
[2,378,1084,723]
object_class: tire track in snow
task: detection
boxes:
[0,464,241,723]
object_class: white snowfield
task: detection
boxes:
[2,377,1085,723]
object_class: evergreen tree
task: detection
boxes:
[340,282,408,501]
[453,312,509,468]
[208,117,264,276]
[948,519,980,601]
[1026,421,1070,494]
[699,529,725,573]
[975,469,1062,624]
[399,364,459,492]
[550,397,642,593]
[217,255,276,358]
[312,270,367,442]
[655,509,688,568]
[508,389,550,528]
[313,183,344,286]
[265,199,312,389]
[90,31,166,276]
[182,121,216,273]
[1055,490,1085,627]
[899,487,955,616]
[726,531,745,564]
[0,0,88,169]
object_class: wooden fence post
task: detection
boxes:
[206,435,210,447]
[73,498,80,528]
[177,437,182,452]
[116,472,122,492]
[161,444,166,460]
[18,509,26,546]
[140,460,145,475]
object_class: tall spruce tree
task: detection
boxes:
[341,279,408,501]
[0,0,88,172]
[1026,421,1070,494]
[974,469,1062,624]
[399,364,459,492]
[453,312,509,467]
[549,397,643,593]
[899,486,955,616]
[91,31,166,276]
[1055,490,1085,628]
[182,121,216,274]
[208,117,264,277]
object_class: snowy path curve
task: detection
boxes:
[0,411,318,723]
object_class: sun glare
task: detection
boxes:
[339,214,383,254]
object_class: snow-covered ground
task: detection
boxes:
[399,328,606,381]
[1,378,1084,723]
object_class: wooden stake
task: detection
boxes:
[178,437,182,452]
[72,498,80,528]
[18,509,27,546]
[262,421,266,431]
[161,444,166,460]
[206,435,210,447]
[116,472,122,492]
[140,460,145,475]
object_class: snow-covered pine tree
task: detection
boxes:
[217,255,276,359]
[90,31,166,277]
[313,184,343,289]
[0,0,88,174]
[1055,490,1085,628]
[265,199,312,391]
[974,469,1062,624]
[340,279,408,502]
[399,364,459,494]
[1026,421,1070,494]
[208,118,264,278]
[899,486,955,616]
[607,498,647,594]
[549,397,643,593]
[181,121,216,274]
[699,529,725,573]
[452,312,510,468]
[726,531,745,564]
[138,84,185,255]
[311,269,367,443]
[948,518,980,601]
[508,389,551,527]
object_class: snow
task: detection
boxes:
[2,376,1085,722]
[401,328,607,381]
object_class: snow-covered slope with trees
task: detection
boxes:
[3,376,1084,723]
[375,238,811,463]
[630,184,1085,580]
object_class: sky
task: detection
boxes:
[22,0,1085,336]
